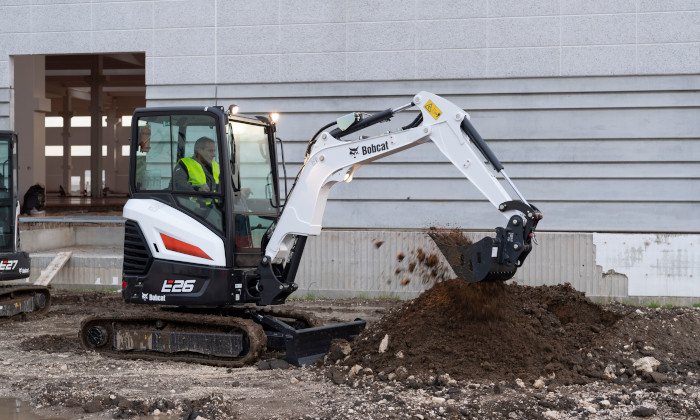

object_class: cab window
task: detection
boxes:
[134,114,223,232]
[229,121,277,214]
[229,121,277,255]
[0,138,13,252]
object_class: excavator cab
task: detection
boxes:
[124,107,284,307]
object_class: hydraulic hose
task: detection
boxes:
[402,113,423,130]
[304,121,337,158]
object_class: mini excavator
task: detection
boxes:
[0,131,50,319]
[79,92,541,366]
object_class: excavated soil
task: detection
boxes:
[344,280,624,384]
[340,229,698,390]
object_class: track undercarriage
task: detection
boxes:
[0,285,51,320]
[79,307,365,367]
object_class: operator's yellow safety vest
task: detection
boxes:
[180,157,219,189]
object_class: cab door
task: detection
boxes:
[228,118,280,267]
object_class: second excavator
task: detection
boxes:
[80,92,542,366]
[0,131,51,319]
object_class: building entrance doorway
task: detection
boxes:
[13,53,145,212]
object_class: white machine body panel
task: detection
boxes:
[123,199,226,267]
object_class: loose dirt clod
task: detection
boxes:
[395,228,473,286]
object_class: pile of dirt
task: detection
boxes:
[345,228,636,384]
[345,279,621,384]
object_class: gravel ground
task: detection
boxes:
[0,289,697,420]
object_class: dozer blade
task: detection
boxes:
[284,320,367,366]
[259,314,366,366]
[429,233,517,283]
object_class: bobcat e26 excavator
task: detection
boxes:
[79,92,541,366]
[0,131,50,318]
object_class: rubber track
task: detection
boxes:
[0,286,52,319]
[78,312,267,367]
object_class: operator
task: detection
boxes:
[172,136,252,246]
[173,137,219,193]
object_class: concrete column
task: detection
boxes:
[12,55,51,197]
[60,94,73,195]
[87,56,104,198]
[104,101,121,195]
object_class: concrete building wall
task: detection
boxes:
[1,1,698,299]
[0,2,698,122]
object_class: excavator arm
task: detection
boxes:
[254,92,542,305]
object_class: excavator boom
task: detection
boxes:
[259,92,541,300]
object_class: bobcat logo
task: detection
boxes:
[349,147,359,158]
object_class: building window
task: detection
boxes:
[45,146,63,156]
[45,115,131,128]
[60,145,109,157]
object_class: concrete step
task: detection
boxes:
[19,216,125,253]
[28,247,123,290]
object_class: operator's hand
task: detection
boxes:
[198,185,211,192]
[234,188,252,207]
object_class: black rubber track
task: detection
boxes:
[0,285,52,320]
[78,312,267,367]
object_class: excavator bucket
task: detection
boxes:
[430,234,517,283]
[429,212,538,283]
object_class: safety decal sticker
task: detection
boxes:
[424,100,442,120]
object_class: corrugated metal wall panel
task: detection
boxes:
[297,230,451,298]
[147,75,700,234]
[295,230,691,301]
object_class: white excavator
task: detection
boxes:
[79,92,542,366]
